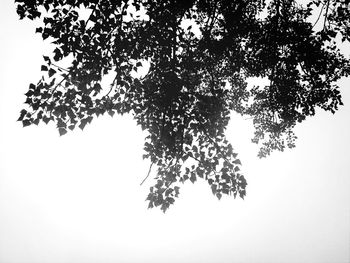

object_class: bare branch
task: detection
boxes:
[140,162,154,186]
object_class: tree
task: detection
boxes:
[15,0,350,212]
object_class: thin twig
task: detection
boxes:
[52,63,69,72]
[312,2,326,29]
[323,0,330,30]
[140,162,154,185]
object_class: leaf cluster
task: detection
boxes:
[16,0,350,211]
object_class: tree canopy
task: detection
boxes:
[16,0,350,212]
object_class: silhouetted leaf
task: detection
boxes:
[233,159,242,165]
[79,119,88,130]
[48,68,56,77]
[58,128,67,136]
[17,109,27,121]
[190,173,196,183]
[22,119,31,127]
[108,110,115,117]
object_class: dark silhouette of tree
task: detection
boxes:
[16,0,350,212]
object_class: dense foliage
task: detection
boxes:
[16,0,350,211]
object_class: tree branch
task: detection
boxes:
[312,2,326,29]
[323,0,330,30]
[140,162,154,185]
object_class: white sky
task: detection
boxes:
[0,2,349,263]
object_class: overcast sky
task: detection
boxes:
[0,2,349,263]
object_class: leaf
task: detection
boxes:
[166,197,175,204]
[211,184,217,195]
[33,118,40,125]
[86,116,93,124]
[41,65,48,71]
[92,83,102,95]
[147,200,154,209]
[197,167,204,178]
[58,128,67,136]
[53,48,62,61]
[174,186,180,197]
[22,119,31,127]
[190,172,196,183]
[108,110,115,117]
[43,56,50,63]
[48,68,56,77]
[78,119,88,130]
[17,109,27,121]
[56,118,66,128]
[43,116,51,124]
[222,188,229,195]
[165,188,173,196]
[233,159,242,165]
[161,203,169,213]
[239,190,246,199]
